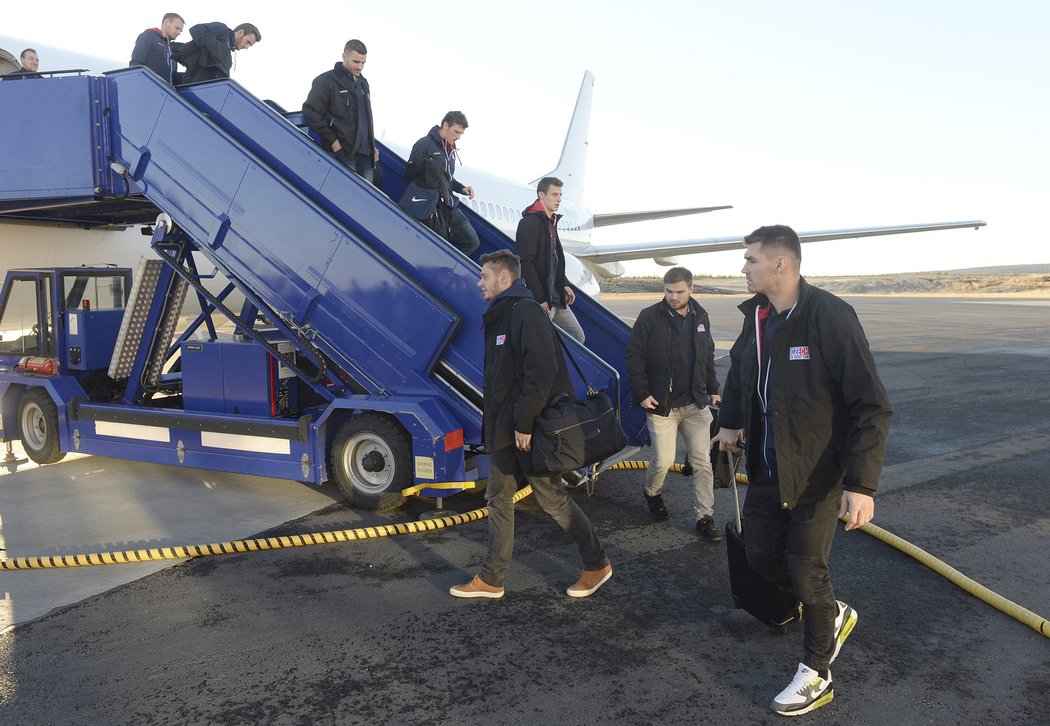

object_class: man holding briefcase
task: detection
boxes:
[626,266,723,540]
[450,250,611,600]
[716,225,891,716]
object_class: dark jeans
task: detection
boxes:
[335,150,375,185]
[448,206,480,257]
[480,447,608,587]
[743,477,842,673]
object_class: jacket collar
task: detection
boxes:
[521,198,560,222]
[482,279,533,326]
[738,276,812,316]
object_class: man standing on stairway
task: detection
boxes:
[303,39,378,185]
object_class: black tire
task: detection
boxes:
[18,388,65,465]
[329,413,411,511]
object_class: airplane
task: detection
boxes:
[1,35,986,299]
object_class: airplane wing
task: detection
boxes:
[590,205,732,228]
[571,220,987,264]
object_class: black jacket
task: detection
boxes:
[482,280,573,452]
[515,200,569,307]
[302,62,374,158]
[406,125,465,207]
[130,28,174,84]
[173,22,234,83]
[625,297,719,410]
[719,278,892,509]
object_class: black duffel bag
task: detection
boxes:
[527,390,628,475]
[524,328,628,475]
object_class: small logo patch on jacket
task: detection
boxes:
[496,334,506,346]
[696,323,706,333]
[790,346,810,360]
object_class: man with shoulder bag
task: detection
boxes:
[450,250,611,600]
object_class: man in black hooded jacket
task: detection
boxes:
[303,39,378,185]
[175,21,259,84]
[450,250,611,600]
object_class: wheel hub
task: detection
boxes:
[361,450,386,473]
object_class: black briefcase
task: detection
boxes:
[724,450,803,631]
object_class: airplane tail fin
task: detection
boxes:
[531,71,594,202]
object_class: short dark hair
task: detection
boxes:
[235,23,261,42]
[441,111,468,129]
[162,13,184,23]
[344,39,367,55]
[479,250,521,279]
[743,224,802,263]
[20,48,37,61]
[663,267,693,286]
[537,176,563,195]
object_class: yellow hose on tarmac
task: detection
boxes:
[853,518,1049,638]
[0,485,535,571]
[4,454,1049,639]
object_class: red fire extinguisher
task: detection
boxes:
[16,356,60,375]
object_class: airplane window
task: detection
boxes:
[487,203,494,218]
[496,206,503,221]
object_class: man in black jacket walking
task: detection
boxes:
[175,21,260,84]
[450,250,611,599]
[130,13,185,84]
[716,225,891,717]
[515,176,585,343]
[303,39,378,185]
[626,266,722,540]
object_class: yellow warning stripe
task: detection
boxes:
[0,485,533,571]
[401,480,477,497]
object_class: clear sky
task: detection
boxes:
[6,1,1048,276]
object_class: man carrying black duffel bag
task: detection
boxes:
[450,250,611,600]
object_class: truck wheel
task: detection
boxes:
[19,388,65,465]
[330,413,410,511]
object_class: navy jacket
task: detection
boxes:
[130,28,174,84]
[406,125,466,207]
[719,278,892,508]
[482,280,573,452]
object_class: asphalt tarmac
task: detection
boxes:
[1,294,1048,725]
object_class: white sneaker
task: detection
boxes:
[831,600,858,664]
[771,663,833,716]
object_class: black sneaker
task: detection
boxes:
[696,515,723,541]
[644,492,669,519]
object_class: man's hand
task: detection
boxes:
[515,430,532,453]
[462,185,475,200]
[839,491,874,531]
[373,147,380,162]
[563,286,576,305]
[710,394,721,406]
[640,395,659,410]
[331,140,342,153]
[540,302,551,313]
[716,427,744,452]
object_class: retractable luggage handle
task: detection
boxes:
[728,448,743,534]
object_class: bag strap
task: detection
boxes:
[553,330,595,395]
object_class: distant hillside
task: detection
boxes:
[601,269,1050,295]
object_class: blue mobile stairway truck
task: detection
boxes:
[0,68,647,510]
